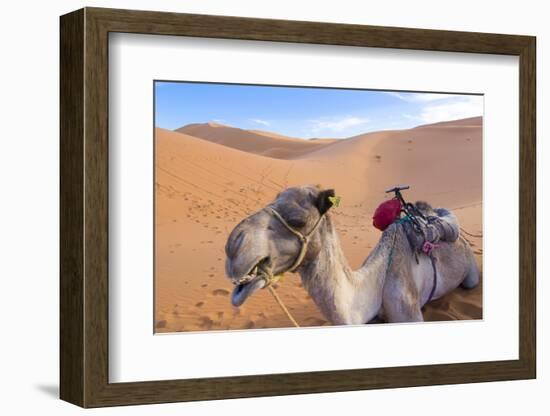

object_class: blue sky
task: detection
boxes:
[155,81,483,139]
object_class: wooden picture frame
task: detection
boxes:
[60,7,536,408]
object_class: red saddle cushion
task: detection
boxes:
[373,198,402,231]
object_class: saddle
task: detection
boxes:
[401,201,460,255]
[373,186,461,306]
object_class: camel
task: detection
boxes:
[224,185,480,324]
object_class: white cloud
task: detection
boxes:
[249,118,271,127]
[385,91,466,102]
[308,115,369,133]
[418,96,483,124]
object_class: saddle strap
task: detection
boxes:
[426,255,438,304]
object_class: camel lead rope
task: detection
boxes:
[262,206,329,328]
[460,226,483,238]
[267,285,300,328]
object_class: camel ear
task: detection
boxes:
[316,189,335,215]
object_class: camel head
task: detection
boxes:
[225,185,335,306]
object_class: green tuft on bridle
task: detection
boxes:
[328,195,341,208]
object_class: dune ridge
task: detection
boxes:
[175,122,331,159]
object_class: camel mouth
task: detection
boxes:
[230,259,270,307]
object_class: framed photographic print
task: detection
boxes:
[60,7,536,408]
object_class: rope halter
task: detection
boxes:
[264,206,326,277]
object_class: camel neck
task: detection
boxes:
[297,217,394,324]
[355,225,397,301]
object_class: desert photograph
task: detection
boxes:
[154,82,483,333]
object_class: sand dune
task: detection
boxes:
[248,129,300,141]
[175,122,331,159]
[413,115,483,129]
[156,117,483,333]
[299,117,482,208]
[308,137,339,144]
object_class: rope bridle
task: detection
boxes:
[266,206,326,274]
[258,206,327,327]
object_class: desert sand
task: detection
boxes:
[155,116,483,332]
